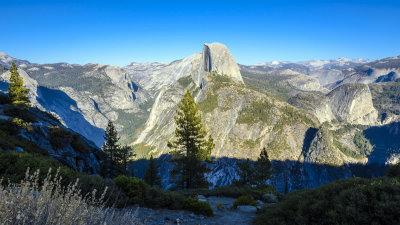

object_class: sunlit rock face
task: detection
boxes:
[198,43,243,84]
[328,83,378,125]
[1,48,397,193]
[0,57,151,147]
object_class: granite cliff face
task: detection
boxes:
[200,43,243,84]
[0,58,151,146]
[0,98,104,174]
[1,46,398,192]
[327,83,378,125]
[290,83,378,125]
[134,43,244,149]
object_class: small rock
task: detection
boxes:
[262,193,278,203]
[188,213,196,218]
[16,147,23,152]
[237,205,257,213]
[257,200,264,205]
[198,195,207,202]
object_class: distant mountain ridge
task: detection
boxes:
[1,46,400,192]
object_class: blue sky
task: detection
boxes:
[1,0,399,66]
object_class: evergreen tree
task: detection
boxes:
[253,147,273,187]
[8,62,30,107]
[117,145,136,175]
[236,148,273,187]
[168,90,214,189]
[144,155,161,187]
[101,120,120,178]
[235,158,255,186]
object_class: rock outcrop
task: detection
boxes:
[197,43,243,84]
[0,60,151,147]
[1,48,396,194]
[0,100,104,174]
[328,83,378,125]
[290,83,378,125]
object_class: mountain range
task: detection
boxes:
[1,44,400,192]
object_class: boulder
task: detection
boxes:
[262,193,278,203]
[198,195,207,202]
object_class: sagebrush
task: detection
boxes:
[0,168,141,225]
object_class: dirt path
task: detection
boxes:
[132,196,256,225]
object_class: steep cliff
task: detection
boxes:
[0,60,151,146]
[0,95,104,174]
[328,83,378,125]
[199,43,243,84]
[289,83,378,125]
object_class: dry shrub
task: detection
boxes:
[0,168,141,224]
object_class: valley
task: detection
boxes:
[2,43,400,193]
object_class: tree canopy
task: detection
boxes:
[8,62,30,107]
[168,90,214,189]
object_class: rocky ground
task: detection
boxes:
[132,196,258,225]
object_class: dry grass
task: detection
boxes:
[0,168,141,225]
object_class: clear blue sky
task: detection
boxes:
[1,0,399,66]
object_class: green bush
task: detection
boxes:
[0,152,126,207]
[71,134,91,156]
[254,177,400,225]
[0,119,19,136]
[49,126,73,149]
[113,175,148,205]
[232,195,257,209]
[143,187,186,210]
[77,174,127,207]
[179,185,281,201]
[11,117,33,132]
[3,106,36,123]
[184,196,214,217]
[113,175,187,209]
[0,152,61,183]
[387,163,400,179]
[0,123,47,155]
[113,175,215,215]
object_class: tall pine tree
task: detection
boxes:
[235,158,255,186]
[8,62,30,107]
[101,120,136,177]
[168,90,214,189]
[236,147,273,187]
[253,147,273,187]
[144,155,161,187]
[117,145,136,175]
[101,120,121,178]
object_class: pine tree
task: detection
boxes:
[168,90,214,189]
[253,147,273,187]
[144,155,161,187]
[236,148,273,187]
[118,145,136,175]
[235,158,254,186]
[8,62,30,107]
[101,120,120,178]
